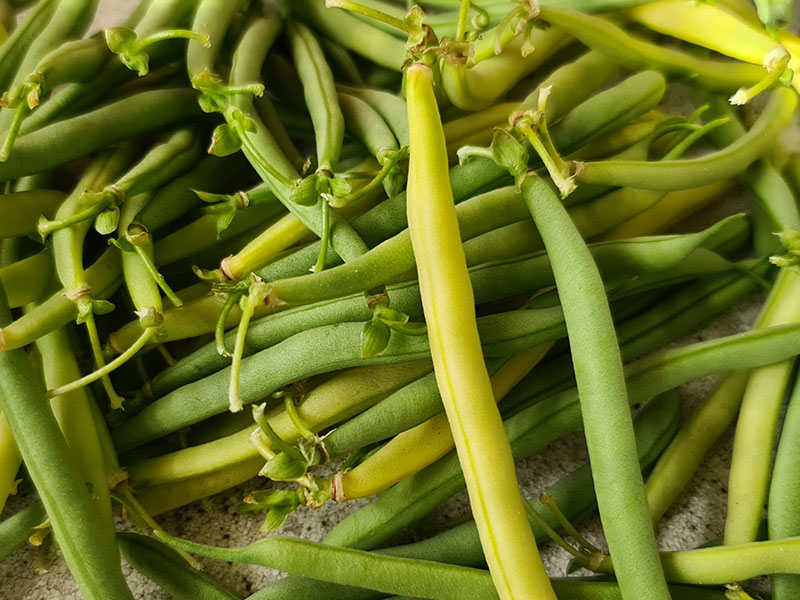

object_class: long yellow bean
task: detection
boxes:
[405,62,555,600]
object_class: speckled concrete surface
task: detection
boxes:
[0,1,789,598]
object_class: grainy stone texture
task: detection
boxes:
[0,1,791,598]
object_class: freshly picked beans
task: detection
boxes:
[2,1,800,599]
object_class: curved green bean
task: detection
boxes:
[575,87,796,191]
[0,88,200,183]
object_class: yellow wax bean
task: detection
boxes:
[405,62,555,600]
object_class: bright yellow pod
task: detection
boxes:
[406,62,555,600]
[628,0,780,66]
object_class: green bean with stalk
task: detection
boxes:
[0,245,122,351]
[573,87,796,192]
[48,149,132,409]
[331,268,760,459]
[0,88,200,183]
[18,0,202,135]
[0,0,58,93]
[320,321,800,556]
[146,213,745,395]
[0,280,134,600]
[0,0,98,161]
[245,390,682,600]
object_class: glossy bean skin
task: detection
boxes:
[0,88,200,182]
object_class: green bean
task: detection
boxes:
[0,36,109,160]
[534,5,765,91]
[294,0,407,70]
[0,246,121,351]
[520,172,669,597]
[161,532,503,600]
[113,305,569,452]
[290,20,344,174]
[725,269,800,545]
[705,93,800,235]
[0,280,134,599]
[161,531,730,600]
[149,212,743,393]
[0,88,200,183]
[0,502,46,562]
[323,322,800,552]
[646,371,749,523]
[338,269,758,460]
[768,374,800,598]
[186,0,242,79]
[0,0,58,93]
[0,250,53,308]
[339,92,399,157]
[19,0,198,134]
[248,390,681,600]
[549,71,666,158]
[575,87,796,191]
[51,149,131,408]
[226,12,368,265]
[127,362,431,490]
[0,0,97,159]
[118,533,240,600]
[592,534,800,585]
[407,61,552,600]
[337,84,409,146]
